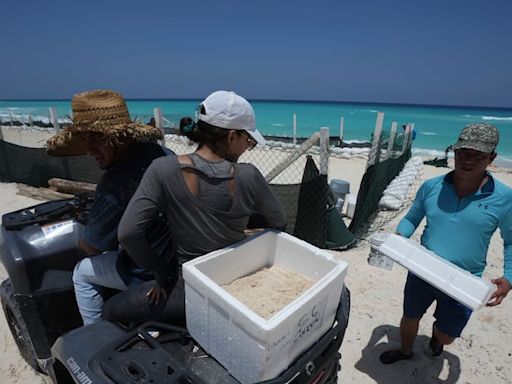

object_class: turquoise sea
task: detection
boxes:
[1,99,511,167]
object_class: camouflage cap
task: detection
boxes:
[453,123,499,154]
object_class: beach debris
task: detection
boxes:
[48,178,97,194]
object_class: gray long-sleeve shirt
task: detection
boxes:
[118,153,286,287]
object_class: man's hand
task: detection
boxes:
[487,277,512,307]
[146,283,168,305]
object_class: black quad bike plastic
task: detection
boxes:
[0,279,41,372]
[0,194,93,369]
[50,287,350,384]
[1,195,350,383]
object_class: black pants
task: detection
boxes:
[102,276,186,327]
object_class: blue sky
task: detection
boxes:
[1,0,511,108]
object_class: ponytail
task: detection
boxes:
[179,117,231,159]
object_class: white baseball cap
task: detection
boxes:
[198,90,266,145]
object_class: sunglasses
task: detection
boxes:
[455,149,490,162]
[239,131,257,150]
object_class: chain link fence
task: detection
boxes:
[349,125,423,243]
[163,133,325,185]
[1,116,417,249]
[164,131,341,248]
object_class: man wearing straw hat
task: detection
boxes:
[47,89,173,325]
[380,123,512,364]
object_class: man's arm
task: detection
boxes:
[82,189,125,253]
[487,278,511,307]
[249,166,287,230]
[396,182,428,237]
[487,204,512,306]
[118,162,171,289]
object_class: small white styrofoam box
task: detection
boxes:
[346,193,357,219]
[378,234,495,310]
[182,230,348,384]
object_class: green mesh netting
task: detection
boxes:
[348,149,411,238]
[291,156,355,249]
[0,140,102,186]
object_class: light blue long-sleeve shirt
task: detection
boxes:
[397,171,512,283]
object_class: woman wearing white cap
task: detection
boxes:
[103,91,286,325]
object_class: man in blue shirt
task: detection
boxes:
[47,90,172,325]
[380,123,512,364]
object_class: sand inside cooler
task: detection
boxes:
[222,265,315,320]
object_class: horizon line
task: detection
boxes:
[0,97,511,111]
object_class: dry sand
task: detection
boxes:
[0,184,48,384]
[222,265,314,320]
[332,160,512,384]
[0,142,511,383]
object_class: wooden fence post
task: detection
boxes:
[368,112,384,168]
[402,124,411,154]
[319,127,329,175]
[387,121,398,158]
[49,107,60,131]
[339,116,344,145]
[293,113,297,146]
[153,108,163,129]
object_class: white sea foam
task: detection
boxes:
[272,123,285,127]
[419,131,436,136]
[331,146,369,156]
[482,116,512,122]
[412,147,512,170]
[0,113,71,124]
[461,114,478,118]
[493,156,512,169]
[412,148,446,158]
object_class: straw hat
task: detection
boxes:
[46,90,164,156]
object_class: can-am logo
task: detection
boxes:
[66,357,92,384]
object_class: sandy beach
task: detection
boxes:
[0,138,511,383]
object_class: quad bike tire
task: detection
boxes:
[0,279,42,372]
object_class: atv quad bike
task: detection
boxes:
[0,196,350,383]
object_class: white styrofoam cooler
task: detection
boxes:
[182,230,348,384]
[378,234,495,310]
[346,193,357,219]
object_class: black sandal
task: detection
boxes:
[426,322,444,357]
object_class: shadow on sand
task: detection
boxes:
[354,325,461,384]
